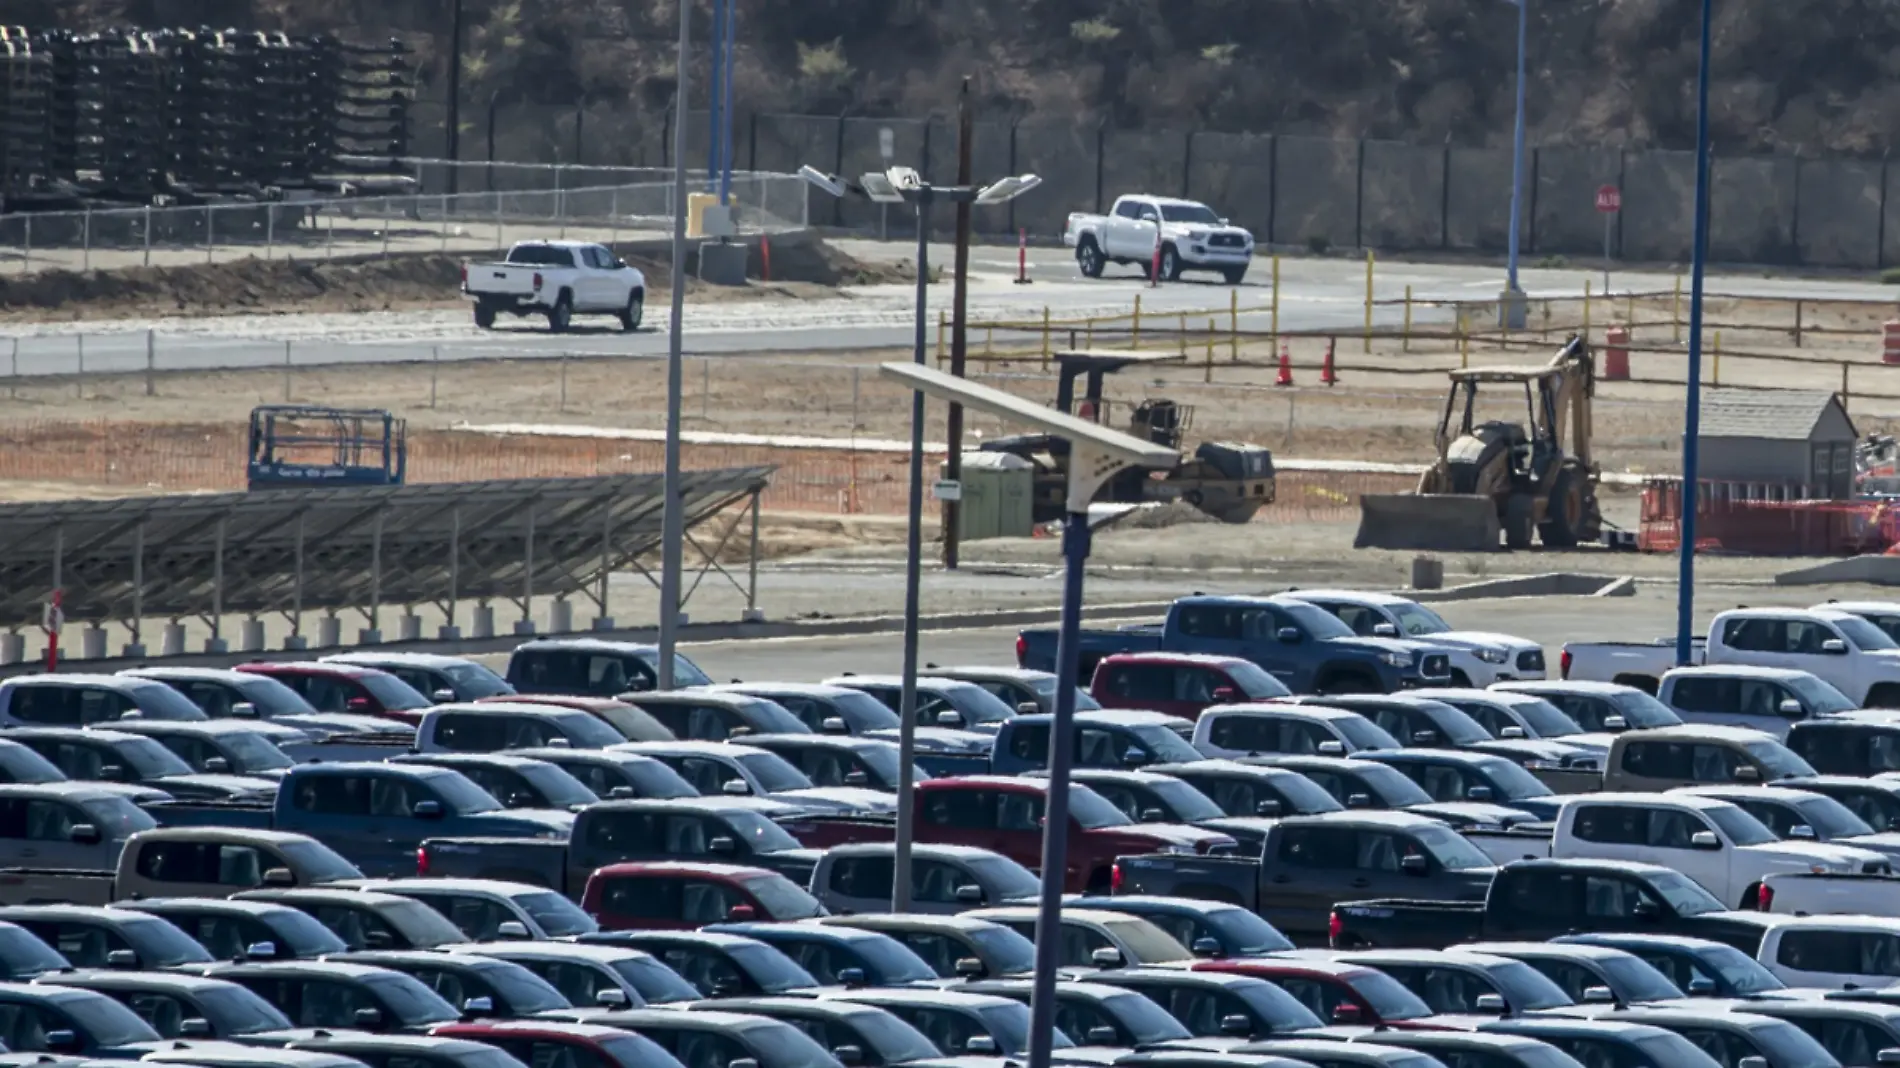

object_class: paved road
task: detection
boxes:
[5,239,1892,379]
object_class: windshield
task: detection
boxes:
[1143,778,1226,822]
[1348,762,1434,806]
[1597,955,1688,1002]
[1231,978,1322,1028]
[1391,604,1453,636]
[1101,919,1191,963]
[1513,1046,1590,1068]
[1027,675,1101,711]
[969,924,1038,974]
[616,758,699,799]
[1473,756,1555,800]
[443,662,515,698]
[1646,870,1725,917]
[612,954,703,1004]
[387,899,476,947]
[599,705,674,743]
[1486,959,1573,1010]
[1344,970,1435,1020]
[115,736,195,777]
[1835,615,1900,652]
[1159,203,1221,224]
[1706,804,1782,847]
[966,855,1041,900]
[736,751,816,793]
[1128,724,1204,765]
[841,935,939,985]
[360,673,432,711]
[1785,676,1857,716]
[127,683,212,721]
[549,712,629,749]
[281,839,365,883]
[940,683,1019,726]
[124,915,215,965]
[515,763,600,808]
[427,771,505,815]
[1745,741,1817,779]
[978,999,1072,1054]
[1269,772,1347,814]
[845,743,916,789]
[1226,662,1293,700]
[1280,602,1357,640]
[743,874,826,920]
[216,731,295,772]
[232,676,320,717]
[473,960,571,1013]
[0,922,70,977]
[1202,907,1296,954]
[1069,785,1134,829]
[1633,1034,1720,1068]
[599,1034,688,1068]
[831,691,903,731]
[1746,1020,1841,1068]
[1610,691,1685,729]
[78,796,158,838]
[735,698,808,734]
[1792,795,1875,837]
[516,891,598,937]
[1337,717,1404,751]
[57,992,162,1047]
[1699,945,1785,994]
[1101,990,1193,1042]
[259,906,349,954]
[1505,699,1586,739]
[363,971,461,1025]
[199,984,293,1034]
[730,939,821,990]
[846,1007,942,1062]
[723,810,803,853]
[0,745,63,784]
[1414,823,1495,871]
[1413,702,1492,745]
[671,654,713,688]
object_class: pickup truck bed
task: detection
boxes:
[137,799,277,829]
[0,868,116,907]
[420,834,823,897]
[1331,899,1486,949]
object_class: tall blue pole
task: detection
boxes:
[719,0,736,204]
[1675,0,1714,666]
[1506,0,1526,292]
[708,0,723,190]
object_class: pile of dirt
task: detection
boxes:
[0,236,912,321]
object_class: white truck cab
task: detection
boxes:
[461,240,647,333]
[1756,915,1900,988]
[1706,607,1900,708]
[1659,665,1857,739]
[1285,590,1545,687]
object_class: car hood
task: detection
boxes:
[1048,1047,1126,1066]
[151,773,279,799]
[228,1027,382,1048]
[270,712,414,737]
[82,782,174,804]
[774,787,899,814]
[476,808,576,836]
[1839,831,1900,856]
[1322,636,1432,658]
[1545,732,1617,754]
[1469,738,1592,765]
[1121,822,1235,850]
[1406,801,1545,828]
[1743,839,1886,870]
[864,727,994,754]
[1436,631,1543,653]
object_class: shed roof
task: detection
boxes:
[1698,389,1851,441]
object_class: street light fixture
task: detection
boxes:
[1501,0,1529,329]
[799,165,1040,914]
[878,360,1176,1068]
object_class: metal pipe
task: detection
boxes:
[1676,0,1714,667]
[658,0,691,688]
[944,80,974,570]
[894,190,933,914]
[1506,0,1527,292]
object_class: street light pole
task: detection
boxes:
[656,0,690,689]
[1676,0,1715,666]
[1501,0,1529,329]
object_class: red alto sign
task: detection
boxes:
[1596,185,1622,213]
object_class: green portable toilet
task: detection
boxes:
[944,452,1035,540]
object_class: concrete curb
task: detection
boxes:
[1412,573,1637,602]
[1775,556,1900,587]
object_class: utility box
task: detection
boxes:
[945,452,1035,541]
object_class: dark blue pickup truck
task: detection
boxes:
[1017,595,1454,696]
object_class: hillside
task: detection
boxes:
[26,0,1900,157]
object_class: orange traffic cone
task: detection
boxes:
[1274,341,1294,387]
[1321,338,1338,386]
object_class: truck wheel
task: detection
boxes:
[473,303,496,329]
[619,290,644,332]
[1076,238,1105,279]
[1450,670,1474,688]
[1159,244,1182,281]
[1539,468,1584,548]
[1222,266,1248,285]
[547,294,572,333]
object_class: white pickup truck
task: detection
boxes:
[461,240,647,333]
[1564,606,1900,708]
[1282,589,1546,687]
[1064,195,1253,283]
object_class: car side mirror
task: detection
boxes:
[1499,726,1525,739]
[833,1047,865,1066]
[1331,1003,1363,1024]
[246,940,277,960]
[708,835,738,855]
[347,697,373,712]
[1603,715,1628,732]
[43,1031,78,1053]
[261,866,295,887]
[1400,854,1429,875]
[1777,699,1806,719]
[1690,830,1721,849]
[1789,824,1817,840]
[1219,1014,1254,1037]
[433,688,458,703]
[1733,765,1762,783]
[1255,799,1283,817]
[722,779,752,796]
[843,770,870,787]
[1739,1057,1770,1068]
[1372,624,1399,638]
[730,1059,761,1068]
[1122,748,1149,768]
[1085,1027,1117,1045]
[954,957,987,979]
[354,1007,384,1029]
[596,988,630,1007]
[1875,1051,1900,1066]
[955,885,985,904]
[1017,702,1041,716]
[203,756,231,774]
[837,967,867,988]
[496,920,531,939]
[1822,640,1848,655]
[1632,899,1660,920]
[1688,977,1716,995]
[1316,741,1345,756]
[69,823,101,844]
[413,800,444,818]
[728,903,758,921]
[1888,816,1900,833]
[1191,937,1223,958]
[608,786,636,799]
[1139,807,1166,823]
[1276,628,1303,644]
[821,717,849,734]
[1211,687,1238,703]
[99,764,126,781]
[1412,730,1439,745]
[179,1017,213,1038]
[1346,793,1371,809]
[1474,993,1508,1015]
[937,710,965,728]
[1583,985,1615,1004]
[462,996,495,1017]
[1466,786,1493,801]
[1090,946,1124,968]
[965,1037,998,1055]
[230,702,258,719]
[106,949,137,968]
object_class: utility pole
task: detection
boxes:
[943,79,974,568]
[445,0,464,194]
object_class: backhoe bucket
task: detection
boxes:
[1354,494,1501,551]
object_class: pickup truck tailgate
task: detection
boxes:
[1110,852,1258,905]
[463,264,538,296]
[420,836,569,888]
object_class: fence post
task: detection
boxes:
[440,195,450,253]
[1794,300,1804,347]
[1041,306,1051,369]
[1583,279,1592,341]
[1132,294,1143,351]
[1712,330,1722,384]
[609,188,620,247]
[556,165,568,240]
[143,205,152,267]
[1204,319,1216,382]
[1177,312,1187,358]
[81,209,90,272]
[1354,138,1366,250]
[1403,285,1413,352]
[1229,290,1239,362]
[1363,249,1374,354]
[265,203,275,261]
[21,215,29,273]
[206,205,214,264]
[283,341,292,402]
[1271,255,1281,344]
[1673,274,1683,344]
[1843,362,1851,410]
[1440,143,1452,250]
[936,310,946,364]
[144,330,155,397]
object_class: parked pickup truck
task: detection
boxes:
[1757,870,1900,914]
[1066,195,1253,284]
[1564,607,1900,707]
[461,240,646,333]
[1654,666,1857,739]
[1328,858,1784,952]
[1018,595,1454,696]
[418,797,823,897]
[782,775,1236,894]
[1109,810,1496,942]
[0,824,363,906]
[1284,590,1547,687]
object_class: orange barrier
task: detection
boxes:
[1638,477,1894,555]
[1604,325,1631,380]
[1274,342,1294,386]
[1884,321,1900,365]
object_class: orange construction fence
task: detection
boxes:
[1638,477,1897,556]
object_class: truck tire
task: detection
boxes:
[1317,668,1380,695]
[547,293,573,333]
[1076,238,1106,279]
[1159,243,1182,282]
[473,303,496,329]
[619,290,644,332]
[1539,468,1585,548]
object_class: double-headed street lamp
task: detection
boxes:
[799,165,1039,912]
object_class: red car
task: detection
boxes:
[581,861,826,930]
[781,775,1235,894]
[432,1021,665,1068]
[237,661,434,725]
[1090,652,1292,719]
[1194,957,1453,1030]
